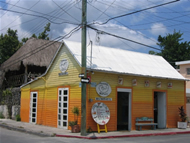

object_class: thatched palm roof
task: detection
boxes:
[0,37,62,72]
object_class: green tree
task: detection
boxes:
[149,31,190,67]
[22,23,51,43]
[0,28,22,64]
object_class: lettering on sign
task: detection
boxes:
[96,82,112,97]
[91,102,110,125]
[95,97,112,101]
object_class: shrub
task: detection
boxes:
[178,106,187,122]
[15,114,21,121]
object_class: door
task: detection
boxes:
[154,92,166,129]
[29,92,38,124]
[58,88,69,129]
[117,88,131,131]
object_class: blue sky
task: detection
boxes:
[0,0,190,54]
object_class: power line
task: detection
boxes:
[0,7,79,25]
[1,0,41,32]
[87,25,161,51]
[91,0,179,25]
[87,2,157,43]
[52,0,80,23]
[2,25,81,70]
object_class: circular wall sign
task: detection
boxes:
[59,59,69,73]
[91,102,110,125]
[96,82,112,97]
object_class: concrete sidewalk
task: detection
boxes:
[0,119,190,139]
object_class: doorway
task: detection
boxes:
[154,91,166,129]
[117,88,131,131]
[58,88,69,129]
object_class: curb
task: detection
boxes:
[0,123,52,137]
[56,131,190,139]
[1,122,190,139]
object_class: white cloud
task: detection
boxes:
[149,23,168,36]
[0,0,188,53]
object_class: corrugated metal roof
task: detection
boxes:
[64,40,186,80]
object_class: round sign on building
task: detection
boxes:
[91,102,110,125]
[96,82,112,97]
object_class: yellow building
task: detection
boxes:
[20,40,186,131]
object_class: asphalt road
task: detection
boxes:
[0,127,190,143]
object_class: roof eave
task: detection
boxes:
[87,68,187,81]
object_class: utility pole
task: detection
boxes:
[81,0,87,136]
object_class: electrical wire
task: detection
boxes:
[87,25,161,51]
[2,25,81,70]
[0,7,79,25]
[1,0,41,32]
[91,0,179,25]
[52,0,80,23]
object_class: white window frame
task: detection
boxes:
[57,88,69,129]
[29,92,38,124]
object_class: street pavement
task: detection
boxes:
[0,119,190,139]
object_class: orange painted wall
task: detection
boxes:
[20,88,30,122]
[20,44,82,129]
[20,44,185,132]
[86,72,185,131]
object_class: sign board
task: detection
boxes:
[157,82,161,88]
[118,78,123,85]
[78,73,84,78]
[59,59,69,76]
[81,78,90,83]
[91,102,110,125]
[59,59,69,73]
[144,80,150,87]
[168,82,172,88]
[96,82,112,97]
[132,79,137,86]
[95,97,112,101]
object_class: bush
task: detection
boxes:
[178,106,187,122]
[15,114,21,121]
[0,112,5,119]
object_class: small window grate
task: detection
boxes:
[187,68,190,75]
[187,97,190,103]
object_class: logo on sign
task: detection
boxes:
[59,59,69,73]
[96,82,111,97]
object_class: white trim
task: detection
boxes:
[176,60,190,65]
[117,88,131,92]
[29,92,38,124]
[57,88,69,129]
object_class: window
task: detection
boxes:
[30,92,38,124]
[187,68,190,75]
[187,97,190,104]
